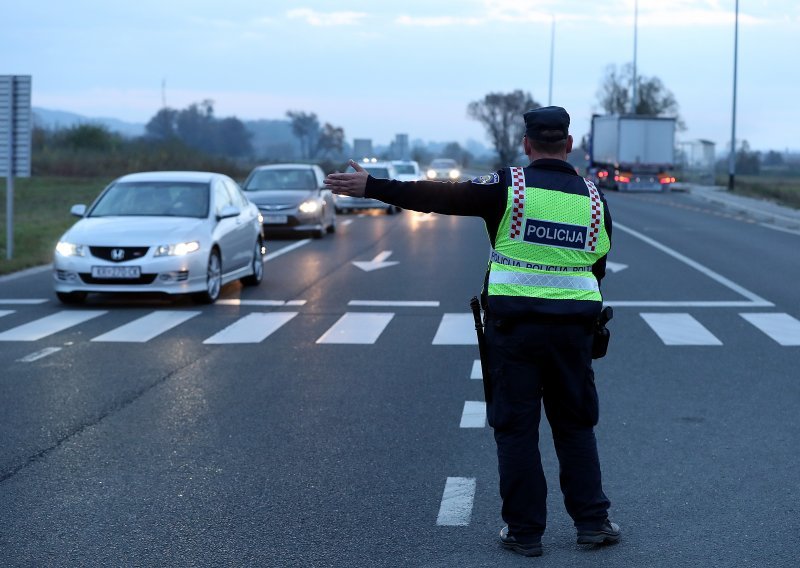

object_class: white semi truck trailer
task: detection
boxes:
[587,114,677,191]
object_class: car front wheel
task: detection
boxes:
[192,249,222,304]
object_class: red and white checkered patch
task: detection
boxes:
[584,178,602,252]
[509,167,526,239]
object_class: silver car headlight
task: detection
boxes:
[154,240,201,257]
[449,169,460,180]
[427,169,437,179]
[299,200,320,214]
[55,241,86,257]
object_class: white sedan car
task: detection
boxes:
[425,158,462,181]
[53,171,265,304]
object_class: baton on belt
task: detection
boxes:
[469,296,492,404]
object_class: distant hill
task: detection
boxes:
[32,107,146,138]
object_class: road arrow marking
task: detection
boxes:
[606,261,628,273]
[352,251,399,272]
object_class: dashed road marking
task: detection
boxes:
[0,310,107,342]
[316,312,394,344]
[740,312,800,346]
[204,312,298,344]
[436,477,476,526]
[470,359,482,379]
[92,311,201,342]
[640,313,722,345]
[460,401,487,428]
[17,347,62,362]
[432,314,476,345]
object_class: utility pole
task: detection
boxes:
[631,0,639,114]
[548,16,555,106]
[728,0,739,191]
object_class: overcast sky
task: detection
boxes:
[4,1,799,153]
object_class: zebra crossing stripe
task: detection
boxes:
[470,359,482,379]
[740,313,800,346]
[203,312,298,344]
[0,310,107,341]
[640,313,722,345]
[436,477,476,526]
[316,312,394,344]
[460,401,486,428]
[91,311,201,343]
[0,310,14,318]
[432,314,477,345]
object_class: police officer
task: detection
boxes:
[325,106,619,557]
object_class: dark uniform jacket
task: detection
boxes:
[364,158,613,320]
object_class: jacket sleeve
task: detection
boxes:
[364,175,506,223]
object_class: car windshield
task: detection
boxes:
[394,164,417,174]
[244,168,317,191]
[364,167,390,178]
[88,181,210,218]
[431,159,457,168]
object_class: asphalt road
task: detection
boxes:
[0,189,799,567]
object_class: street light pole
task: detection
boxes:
[728,0,739,191]
[548,15,555,106]
[631,0,638,114]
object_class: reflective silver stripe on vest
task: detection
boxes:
[489,270,600,292]
[490,248,593,272]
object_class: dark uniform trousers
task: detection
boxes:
[485,317,611,538]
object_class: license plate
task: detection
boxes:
[263,215,288,224]
[91,266,141,279]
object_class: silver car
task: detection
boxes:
[334,161,401,214]
[53,171,265,304]
[241,163,336,238]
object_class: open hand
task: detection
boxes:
[324,160,369,197]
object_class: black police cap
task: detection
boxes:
[524,106,570,142]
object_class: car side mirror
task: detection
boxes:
[70,204,87,217]
[217,205,241,219]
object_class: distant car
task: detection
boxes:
[426,158,462,181]
[53,171,265,305]
[334,160,401,214]
[391,160,423,182]
[241,163,336,238]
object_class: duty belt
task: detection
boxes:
[490,248,593,273]
[489,270,600,292]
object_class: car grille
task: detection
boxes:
[258,204,295,212]
[79,273,158,285]
[90,246,149,263]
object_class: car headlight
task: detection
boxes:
[427,169,436,179]
[55,241,86,257]
[154,240,201,257]
[449,169,460,180]
[299,200,320,214]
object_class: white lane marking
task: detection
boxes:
[432,314,476,345]
[264,239,311,262]
[352,250,399,272]
[0,310,15,318]
[606,261,628,273]
[436,477,476,526]
[91,311,201,343]
[316,312,394,344]
[348,300,440,307]
[640,313,722,345]
[470,360,482,379]
[740,313,800,346]
[607,301,774,308]
[759,223,800,237]
[0,299,49,304]
[203,312,298,344]
[615,222,773,306]
[340,219,354,226]
[17,347,62,362]
[285,300,307,306]
[0,310,107,341]
[460,401,486,428]
[217,299,288,306]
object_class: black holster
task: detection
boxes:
[591,306,613,359]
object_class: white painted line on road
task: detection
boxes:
[436,477,476,526]
[91,311,201,343]
[217,299,288,306]
[0,311,107,342]
[0,309,15,318]
[615,222,773,307]
[316,312,394,344]
[471,359,482,379]
[0,265,51,283]
[0,299,49,304]
[264,239,311,262]
[348,300,440,307]
[204,312,298,344]
[759,223,800,237]
[460,401,487,428]
[285,300,307,306]
[640,313,722,345]
[17,347,62,362]
[740,313,800,346]
[606,301,769,308]
[340,219,354,226]
[432,314,477,345]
